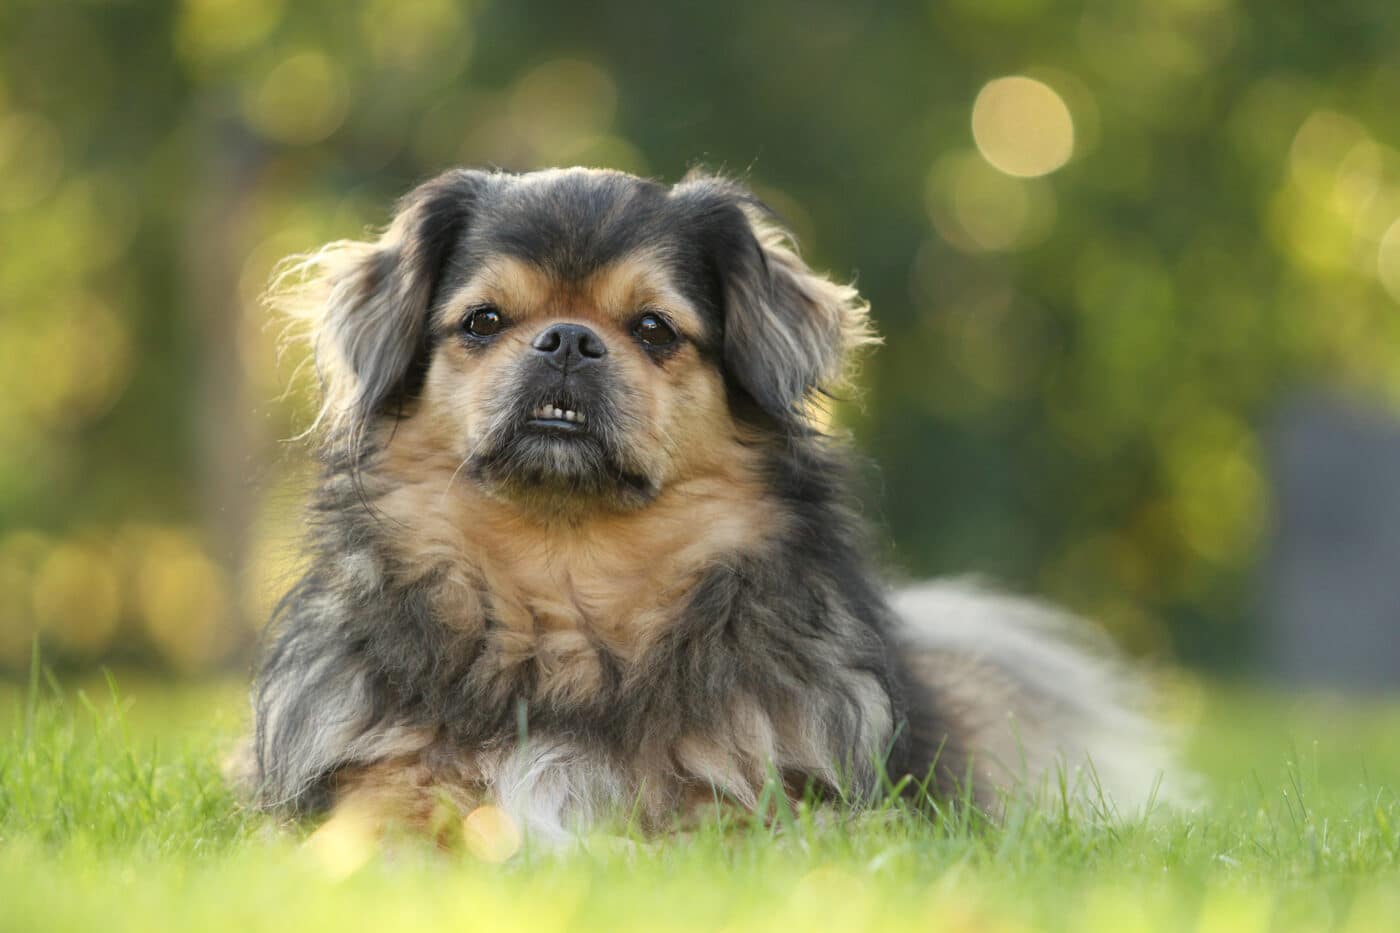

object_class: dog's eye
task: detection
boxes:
[632,313,677,348]
[463,305,504,338]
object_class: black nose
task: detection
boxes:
[531,323,607,369]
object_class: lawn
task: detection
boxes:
[2,666,1398,933]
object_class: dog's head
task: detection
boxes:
[279,168,873,511]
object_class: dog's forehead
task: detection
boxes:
[462,170,709,284]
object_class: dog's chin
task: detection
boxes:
[468,425,659,513]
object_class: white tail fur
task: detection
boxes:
[893,580,1185,815]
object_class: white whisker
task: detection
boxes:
[439,453,474,506]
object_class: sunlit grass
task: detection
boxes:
[1,664,1398,932]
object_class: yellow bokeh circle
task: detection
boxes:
[972,76,1075,178]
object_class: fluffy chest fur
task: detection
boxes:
[367,418,791,713]
[253,434,904,834]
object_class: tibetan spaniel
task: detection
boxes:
[242,167,1173,845]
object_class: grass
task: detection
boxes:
[1,664,1398,933]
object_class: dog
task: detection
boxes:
[244,167,1173,844]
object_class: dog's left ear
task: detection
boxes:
[676,174,876,428]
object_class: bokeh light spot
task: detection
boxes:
[304,802,378,879]
[971,76,1074,178]
[1161,411,1265,565]
[509,60,618,163]
[0,112,65,211]
[786,866,873,930]
[60,297,133,419]
[242,50,349,146]
[31,542,121,657]
[1196,887,1274,933]
[359,0,468,72]
[1289,111,1369,187]
[175,0,284,67]
[463,805,522,863]
[0,531,48,667]
[926,151,1056,253]
[0,295,132,431]
[1378,217,1400,303]
[134,529,233,671]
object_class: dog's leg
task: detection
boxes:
[309,757,481,850]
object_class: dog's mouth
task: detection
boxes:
[525,401,588,434]
[471,389,656,507]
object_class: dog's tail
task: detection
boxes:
[892,580,1185,816]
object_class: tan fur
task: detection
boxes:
[372,247,783,653]
[374,424,781,658]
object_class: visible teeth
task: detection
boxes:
[530,404,585,423]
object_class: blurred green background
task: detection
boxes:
[2,0,1399,675]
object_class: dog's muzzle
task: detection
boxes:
[520,322,608,436]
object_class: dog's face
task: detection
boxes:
[284,168,872,511]
[424,245,731,509]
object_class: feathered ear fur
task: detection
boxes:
[674,173,877,428]
[270,169,484,448]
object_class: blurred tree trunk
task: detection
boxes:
[186,113,268,669]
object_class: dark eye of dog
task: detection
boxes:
[463,305,504,338]
[632,312,677,348]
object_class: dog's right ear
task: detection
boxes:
[272,169,485,445]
